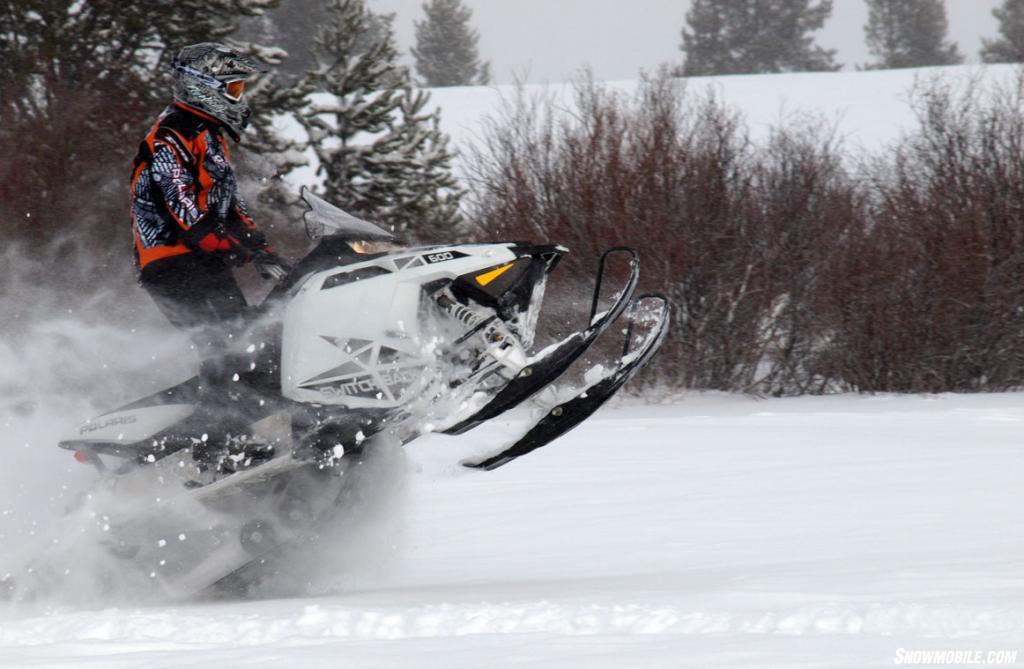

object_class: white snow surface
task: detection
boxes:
[2,394,1024,667]
[4,65,1024,667]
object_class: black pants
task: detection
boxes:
[141,254,249,383]
[142,256,256,447]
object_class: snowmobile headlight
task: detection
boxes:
[351,240,406,254]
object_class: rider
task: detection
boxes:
[130,42,288,464]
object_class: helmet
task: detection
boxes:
[172,42,264,140]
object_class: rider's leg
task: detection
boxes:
[140,257,251,467]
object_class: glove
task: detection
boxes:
[253,250,291,281]
[223,212,270,252]
[235,227,268,251]
[183,216,250,266]
[196,232,235,253]
[202,232,250,266]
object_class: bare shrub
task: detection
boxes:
[464,71,858,394]
[823,74,1024,392]
[742,124,864,395]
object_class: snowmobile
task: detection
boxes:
[12,188,668,600]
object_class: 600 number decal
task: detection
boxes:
[424,251,463,264]
[421,250,467,264]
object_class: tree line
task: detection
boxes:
[257,0,488,87]
[6,0,1024,397]
[679,0,1024,75]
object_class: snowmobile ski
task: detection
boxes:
[462,294,670,471]
[443,247,640,436]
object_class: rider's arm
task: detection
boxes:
[149,138,203,232]
[226,192,291,279]
[224,191,270,252]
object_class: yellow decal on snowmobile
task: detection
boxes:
[476,263,514,286]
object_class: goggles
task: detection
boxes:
[224,79,246,101]
[174,61,249,101]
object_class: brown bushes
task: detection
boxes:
[822,76,1024,392]
[466,70,1024,395]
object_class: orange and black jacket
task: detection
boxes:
[130,103,267,277]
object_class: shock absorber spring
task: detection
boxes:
[436,293,526,371]
[437,294,487,330]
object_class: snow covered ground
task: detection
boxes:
[2,393,1023,667]
[4,64,1024,667]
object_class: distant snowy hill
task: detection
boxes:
[284,63,1021,190]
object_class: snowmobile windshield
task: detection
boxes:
[300,187,398,243]
[350,240,406,254]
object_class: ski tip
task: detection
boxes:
[460,455,511,471]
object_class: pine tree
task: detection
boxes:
[235,52,311,217]
[297,0,462,241]
[678,0,839,76]
[256,0,396,81]
[864,0,962,69]
[412,0,491,87]
[982,0,1024,63]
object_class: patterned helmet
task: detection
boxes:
[172,43,264,140]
